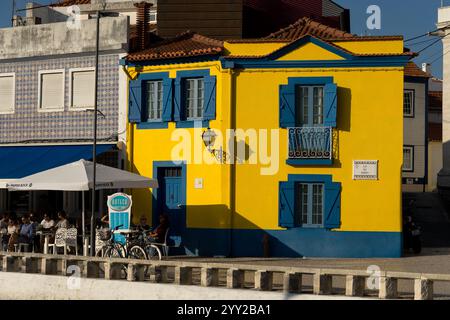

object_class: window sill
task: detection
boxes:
[136,122,169,129]
[287,159,333,166]
[175,120,210,128]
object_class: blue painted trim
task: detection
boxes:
[287,174,333,183]
[175,120,210,129]
[129,72,172,128]
[287,76,333,86]
[287,159,333,166]
[137,122,169,129]
[151,161,187,227]
[123,55,220,67]
[174,69,216,126]
[267,35,354,61]
[182,228,403,258]
[220,57,410,69]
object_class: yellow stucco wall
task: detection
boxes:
[126,40,404,234]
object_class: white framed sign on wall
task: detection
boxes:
[353,160,378,180]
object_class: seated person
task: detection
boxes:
[138,215,151,232]
[0,213,10,250]
[18,215,34,249]
[149,214,169,244]
[40,213,55,230]
[54,210,69,229]
[6,219,20,252]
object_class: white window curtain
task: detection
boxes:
[72,70,95,108]
[40,72,64,110]
[0,75,14,113]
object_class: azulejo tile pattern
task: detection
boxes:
[0,54,119,143]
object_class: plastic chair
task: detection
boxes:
[14,243,29,253]
[154,228,170,257]
[48,228,67,255]
[65,228,78,255]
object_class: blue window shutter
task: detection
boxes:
[279,181,295,228]
[162,78,173,122]
[174,78,182,121]
[129,80,142,123]
[324,181,341,229]
[324,83,338,127]
[279,84,296,128]
[203,75,217,120]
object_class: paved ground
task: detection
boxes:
[167,192,450,299]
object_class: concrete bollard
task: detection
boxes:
[254,270,273,291]
[345,275,365,297]
[175,266,193,285]
[22,257,38,273]
[83,261,101,278]
[313,273,332,295]
[201,268,219,287]
[3,256,20,272]
[227,268,244,289]
[414,278,434,300]
[41,258,58,275]
[104,262,123,280]
[283,272,302,293]
[151,265,169,283]
[379,276,398,299]
[127,264,146,282]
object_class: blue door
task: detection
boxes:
[156,167,185,245]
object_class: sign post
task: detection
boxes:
[107,193,132,244]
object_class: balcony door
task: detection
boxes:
[296,86,324,127]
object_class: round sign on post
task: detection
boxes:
[108,193,132,212]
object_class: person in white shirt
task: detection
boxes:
[40,213,55,230]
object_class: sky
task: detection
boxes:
[0,0,446,78]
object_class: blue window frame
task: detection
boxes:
[281,77,337,166]
[174,69,216,128]
[129,72,172,129]
[279,175,341,229]
[296,183,324,227]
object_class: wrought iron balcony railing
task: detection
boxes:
[288,127,332,159]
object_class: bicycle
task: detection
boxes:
[128,229,162,261]
[96,225,127,259]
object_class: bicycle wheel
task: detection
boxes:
[128,245,148,260]
[145,244,162,260]
[104,246,122,258]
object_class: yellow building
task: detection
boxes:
[121,18,412,257]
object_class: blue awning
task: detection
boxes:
[0,144,115,179]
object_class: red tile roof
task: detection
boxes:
[404,62,431,78]
[125,31,224,62]
[51,0,91,6]
[263,17,403,41]
[429,123,442,142]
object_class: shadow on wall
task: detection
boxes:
[180,204,302,258]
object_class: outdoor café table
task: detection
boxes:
[37,230,54,254]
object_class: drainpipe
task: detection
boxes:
[228,68,237,257]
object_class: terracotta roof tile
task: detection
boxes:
[51,0,91,6]
[263,17,403,42]
[404,61,431,78]
[126,31,224,62]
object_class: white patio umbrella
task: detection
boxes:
[7,159,158,246]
